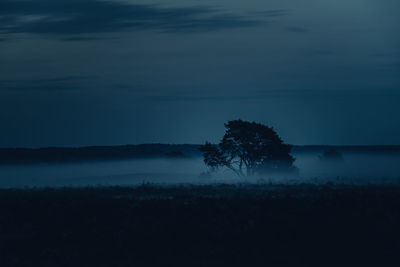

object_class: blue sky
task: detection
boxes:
[1,0,400,147]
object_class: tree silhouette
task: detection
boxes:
[199,120,296,177]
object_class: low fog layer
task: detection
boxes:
[0,152,399,188]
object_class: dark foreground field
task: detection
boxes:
[1,184,400,266]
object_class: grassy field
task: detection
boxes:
[1,183,400,266]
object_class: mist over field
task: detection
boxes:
[1,1,400,266]
[1,151,399,188]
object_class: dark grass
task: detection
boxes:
[1,184,400,266]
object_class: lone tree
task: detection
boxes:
[199,120,296,177]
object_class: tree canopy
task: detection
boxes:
[199,120,296,177]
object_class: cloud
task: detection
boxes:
[286,26,308,33]
[255,9,288,17]
[62,37,117,42]
[0,0,263,38]
[0,76,90,91]
[148,87,400,102]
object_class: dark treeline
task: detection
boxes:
[1,184,399,266]
[0,144,201,164]
[293,145,400,154]
[1,144,400,164]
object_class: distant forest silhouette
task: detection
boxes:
[1,144,400,164]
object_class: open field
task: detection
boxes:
[1,183,400,266]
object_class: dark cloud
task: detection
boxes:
[1,76,88,83]
[0,76,90,91]
[0,0,262,37]
[148,89,400,102]
[37,76,89,83]
[255,9,288,17]
[286,26,308,33]
[62,37,117,42]
[0,84,79,92]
